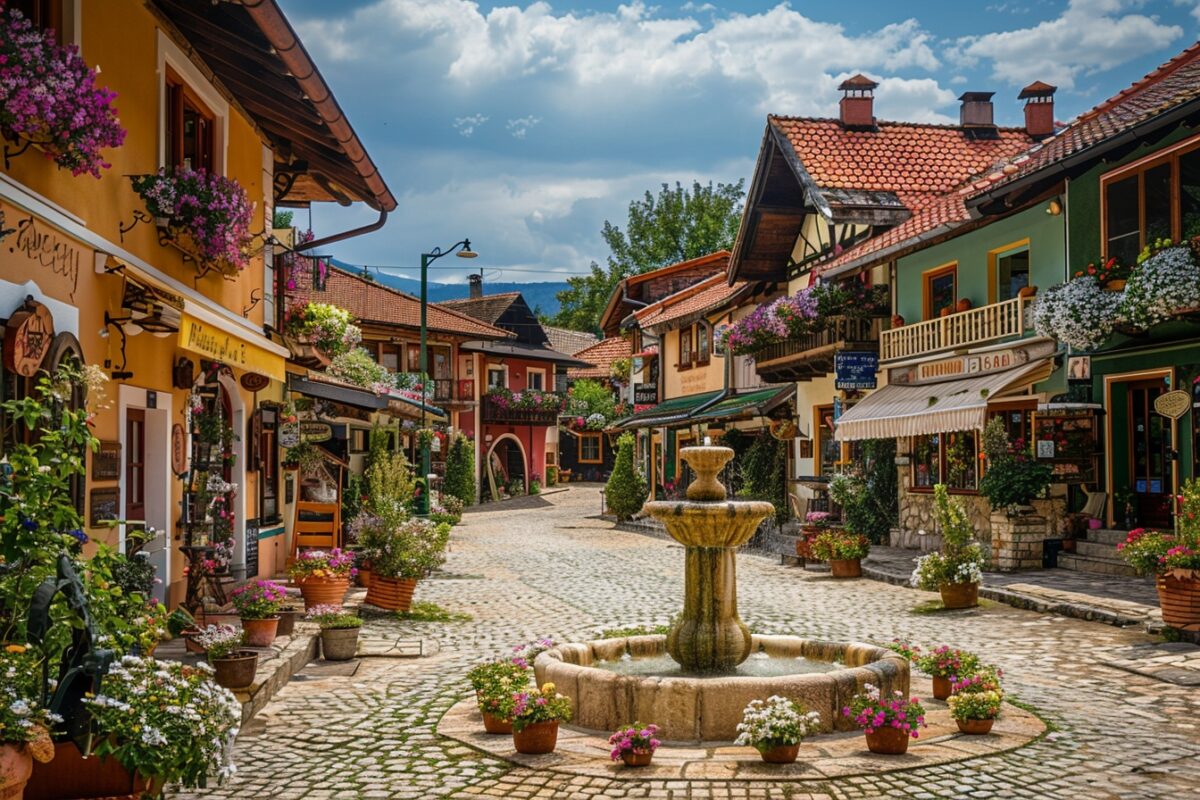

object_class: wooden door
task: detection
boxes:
[1129,380,1172,528]
[125,409,146,522]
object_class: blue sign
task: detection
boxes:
[835,351,879,390]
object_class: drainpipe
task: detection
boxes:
[293,208,388,253]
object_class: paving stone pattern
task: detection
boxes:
[172,487,1200,800]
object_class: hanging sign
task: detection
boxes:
[1154,390,1191,420]
[634,383,658,405]
[240,372,271,393]
[3,299,54,377]
[279,423,301,448]
[299,421,333,442]
[834,351,879,390]
[172,423,188,475]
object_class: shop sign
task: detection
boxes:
[834,351,878,390]
[634,383,658,405]
[171,424,188,475]
[299,421,332,442]
[3,299,54,377]
[890,340,1055,386]
[5,206,82,301]
[178,313,286,382]
[1154,390,1190,420]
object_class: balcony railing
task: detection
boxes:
[482,394,564,425]
[879,295,1030,363]
[752,316,882,381]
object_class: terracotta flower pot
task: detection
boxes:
[829,558,862,578]
[955,298,973,313]
[276,609,299,637]
[864,727,910,755]
[1156,574,1200,630]
[1018,285,1038,298]
[482,712,513,734]
[210,650,258,690]
[240,616,280,647]
[956,717,995,735]
[931,676,952,700]
[296,575,350,610]
[182,627,207,654]
[358,567,373,588]
[621,750,654,767]
[512,721,559,755]
[939,581,979,609]
[365,575,418,612]
[1,743,32,800]
[1103,278,1127,292]
[25,741,158,800]
[757,743,800,764]
[320,627,360,661]
[890,314,905,328]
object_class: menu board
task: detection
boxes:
[1035,408,1100,485]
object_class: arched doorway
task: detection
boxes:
[485,433,528,501]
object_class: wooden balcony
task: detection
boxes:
[482,394,564,425]
[880,296,1031,363]
[753,316,883,382]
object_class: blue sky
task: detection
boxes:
[278,0,1200,285]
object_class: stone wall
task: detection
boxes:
[991,512,1053,571]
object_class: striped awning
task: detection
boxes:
[834,358,1054,441]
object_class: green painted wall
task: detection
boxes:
[895,202,1066,323]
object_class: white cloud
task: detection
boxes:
[507,116,542,139]
[453,113,489,137]
[952,0,1182,89]
[681,2,716,12]
[1173,0,1200,23]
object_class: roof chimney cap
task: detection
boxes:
[838,73,879,92]
[958,91,996,103]
[1018,81,1057,100]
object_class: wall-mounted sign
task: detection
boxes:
[240,372,271,393]
[1067,355,1091,381]
[172,423,188,475]
[3,299,54,377]
[834,351,879,390]
[178,313,286,381]
[1154,390,1191,420]
[634,383,658,405]
[92,441,121,481]
[299,421,333,442]
[888,340,1056,386]
[89,488,120,527]
[7,206,81,301]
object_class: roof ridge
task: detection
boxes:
[1075,40,1200,124]
[768,115,1029,133]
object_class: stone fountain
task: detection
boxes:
[535,445,909,741]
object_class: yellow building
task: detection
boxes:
[0,0,392,608]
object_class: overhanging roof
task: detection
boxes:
[459,340,594,367]
[289,374,387,410]
[692,385,795,421]
[616,390,723,429]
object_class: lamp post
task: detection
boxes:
[419,239,478,514]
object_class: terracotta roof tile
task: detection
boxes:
[437,293,523,325]
[567,336,632,380]
[635,275,751,330]
[543,325,599,356]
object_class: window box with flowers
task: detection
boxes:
[130,167,253,278]
[0,6,126,177]
[483,387,565,425]
[282,302,363,364]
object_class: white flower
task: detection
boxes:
[1120,246,1200,329]
[1033,275,1123,351]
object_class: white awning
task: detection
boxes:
[834,358,1054,441]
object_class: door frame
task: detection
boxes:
[117,385,173,603]
[1103,367,1175,527]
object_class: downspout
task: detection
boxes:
[293,208,388,253]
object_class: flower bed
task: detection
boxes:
[723,280,888,357]
[131,167,253,271]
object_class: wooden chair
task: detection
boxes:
[289,452,346,560]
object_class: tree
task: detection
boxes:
[444,432,477,507]
[565,378,617,423]
[605,433,647,520]
[551,180,746,333]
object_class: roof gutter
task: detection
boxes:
[293,207,388,253]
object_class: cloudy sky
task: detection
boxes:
[278,0,1200,284]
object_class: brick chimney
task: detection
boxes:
[1019,81,1057,139]
[959,91,996,127]
[838,74,878,129]
[468,273,483,299]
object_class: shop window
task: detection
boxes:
[258,407,280,524]
[911,434,940,488]
[988,404,1034,449]
[580,433,602,464]
[679,326,693,369]
[996,249,1030,302]
[487,366,507,390]
[696,323,710,366]
[909,430,978,491]
[166,68,216,173]
[1101,134,1200,263]
[814,404,863,477]
[923,264,957,320]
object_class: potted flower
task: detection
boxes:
[194,624,258,689]
[843,684,926,755]
[811,529,869,578]
[796,511,832,563]
[130,167,254,274]
[947,666,1004,734]
[229,579,287,647]
[359,517,451,612]
[306,605,362,661]
[914,645,980,700]
[1032,275,1123,351]
[609,722,662,767]
[979,418,1053,515]
[467,660,531,734]
[1118,479,1200,629]
[911,485,987,609]
[510,683,572,755]
[734,696,822,764]
[282,302,362,361]
[0,646,56,800]
[288,548,356,610]
[83,655,241,794]
[276,602,302,637]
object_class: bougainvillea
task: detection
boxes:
[131,167,253,268]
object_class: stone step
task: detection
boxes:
[1075,540,1123,560]
[1088,528,1131,546]
[1057,552,1139,578]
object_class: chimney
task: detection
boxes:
[838,74,879,129]
[468,273,483,299]
[959,91,996,128]
[1019,81,1057,139]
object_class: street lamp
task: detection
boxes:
[419,239,477,514]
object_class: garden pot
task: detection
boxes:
[183,628,206,654]
[757,743,800,764]
[864,727,910,755]
[276,609,299,637]
[1017,285,1038,298]
[25,741,159,800]
[240,616,279,647]
[955,298,973,313]
[1088,517,1103,530]
[1103,278,1127,292]
[1,743,32,800]
[210,650,258,690]
[364,575,418,612]
[829,558,862,578]
[512,721,559,755]
[931,676,952,700]
[481,712,513,735]
[938,307,952,318]
[296,575,350,610]
[890,314,905,328]
[320,627,360,661]
[939,582,979,609]
[358,567,373,588]
[956,718,995,735]
[1156,574,1200,630]
[621,750,654,767]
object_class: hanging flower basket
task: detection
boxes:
[130,167,253,274]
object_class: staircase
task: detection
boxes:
[1057,528,1138,577]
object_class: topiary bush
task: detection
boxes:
[606,432,647,520]
[444,432,476,506]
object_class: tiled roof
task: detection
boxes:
[568,336,631,380]
[288,265,511,339]
[599,250,731,333]
[818,191,971,276]
[543,325,599,356]
[438,293,522,325]
[635,275,752,330]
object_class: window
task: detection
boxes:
[375,342,401,372]
[696,323,710,365]
[988,403,1035,449]
[349,428,369,454]
[909,430,979,491]
[487,366,506,390]
[679,326,693,368]
[923,264,957,319]
[258,407,280,524]
[912,434,940,488]
[12,0,63,40]
[579,433,602,464]
[1102,135,1200,264]
[527,369,545,391]
[996,249,1030,302]
[166,69,215,172]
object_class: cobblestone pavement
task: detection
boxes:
[173,487,1200,800]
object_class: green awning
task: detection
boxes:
[615,390,722,429]
[691,386,795,421]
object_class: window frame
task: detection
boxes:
[695,322,711,366]
[1099,132,1200,261]
[158,30,229,174]
[922,262,958,320]
[486,365,507,390]
[579,432,603,464]
[526,367,546,392]
[165,66,216,173]
[258,406,280,525]
[678,325,693,370]
[987,239,1031,305]
[907,429,981,494]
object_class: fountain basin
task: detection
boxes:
[534,635,910,742]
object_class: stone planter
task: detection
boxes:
[512,721,559,755]
[210,650,258,690]
[939,582,979,609]
[620,750,654,767]
[481,712,513,735]
[365,575,417,612]
[864,727,910,755]
[240,616,279,647]
[956,718,995,735]
[931,676,952,700]
[296,575,350,610]
[1,742,32,800]
[320,627,360,661]
[757,743,800,764]
[829,558,862,578]
[1156,574,1200,630]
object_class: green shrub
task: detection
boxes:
[736,434,788,525]
[444,432,477,506]
[606,432,647,520]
